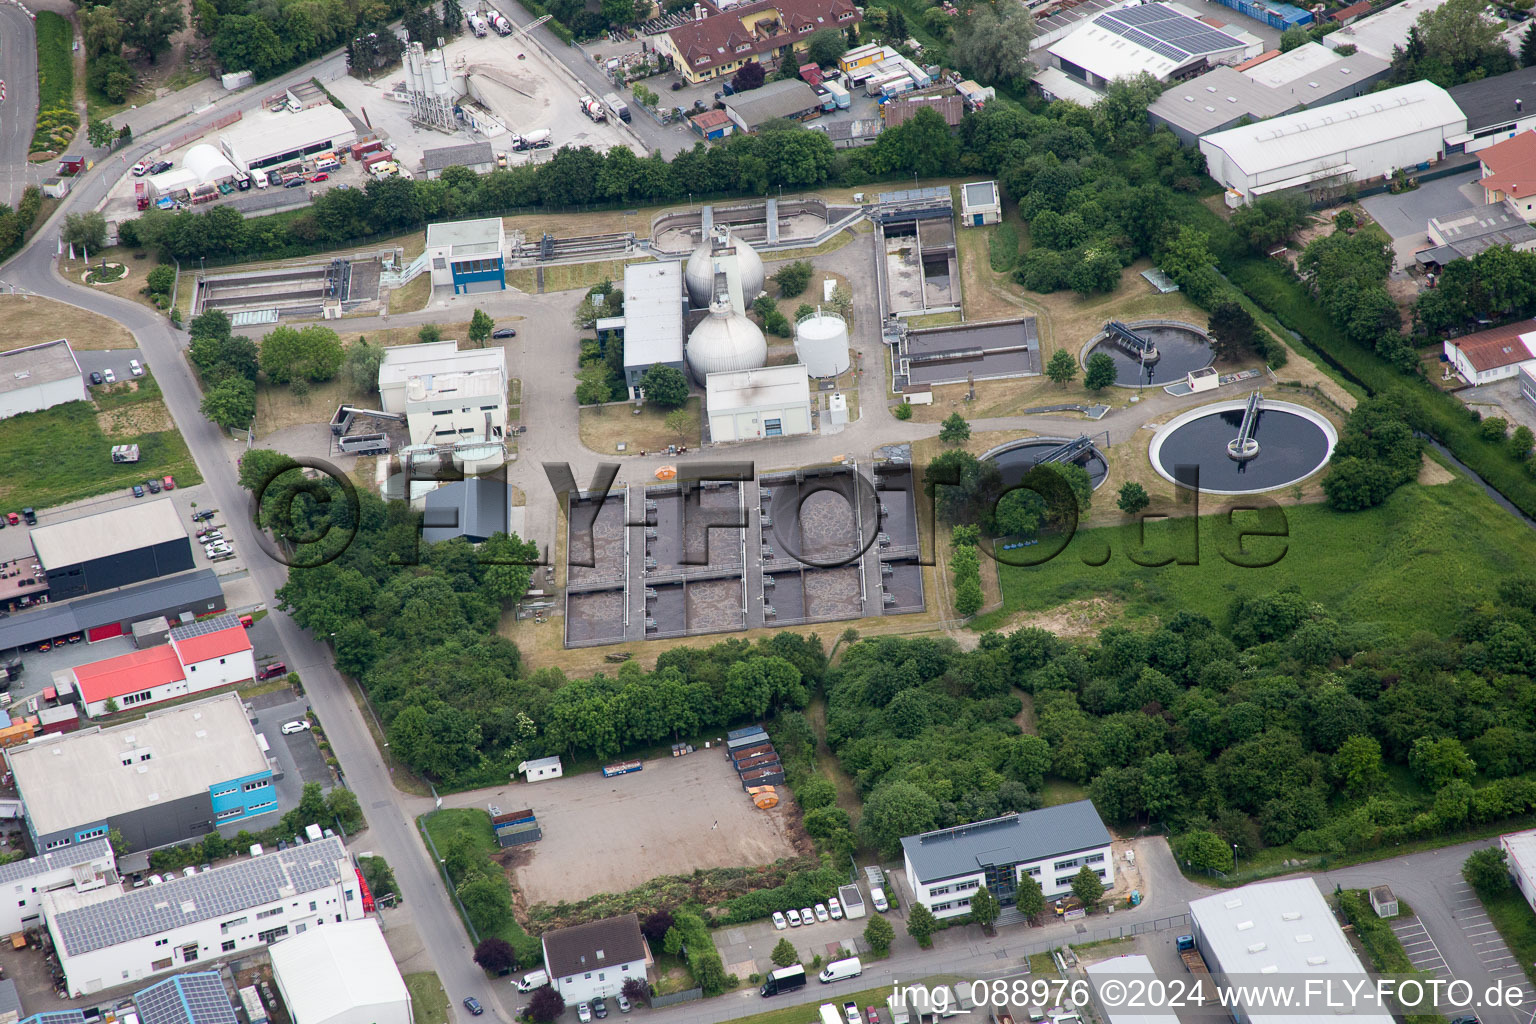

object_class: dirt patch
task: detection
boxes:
[97,395,175,435]
[506,752,802,907]
[0,294,136,352]
[987,596,1124,639]
[1418,455,1455,485]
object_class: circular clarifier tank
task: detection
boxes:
[1149,399,1337,496]
[1084,320,1214,388]
[980,437,1109,490]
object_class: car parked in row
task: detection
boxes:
[103,368,116,383]
[129,359,143,376]
[576,1004,592,1024]
[89,371,103,385]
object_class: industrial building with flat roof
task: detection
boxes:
[1148,43,1389,144]
[1040,1,1262,100]
[45,837,361,996]
[1187,878,1394,1024]
[67,612,255,719]
[1085,956,1180,1024]
[597,261,686,392]
[1421,201,1536,267]
[0,339,86,421]
[0,839,115,936]
[30,499,195,601]
[269,919,411,1024]
[8,693,275,855]
[705,364,812,443]
[1200,80,1466,203]
[424,217,506,294]
[219,106,358,173]
[1502,828,1536,914]
[1328,0,1449,59]
[901,801,1114,919]
[378,341,507,446]
[0,569,226,655]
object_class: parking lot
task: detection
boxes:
[247,690,334,796]
[75,348,146,388]
[499,751,802,906]
[1390,912,1452,980]
[1360,169,1482,264]
[1446,880,1536,1024]
[714,899,883,980]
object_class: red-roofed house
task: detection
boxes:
[1443,319,1536,385]
[69,613,254,717]
[1479,131,1536,222]
[656,0,860,84]
[1330,1,1371,24]
[690,108,735,139]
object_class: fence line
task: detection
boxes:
[1012,912,1192,957]
[649,988,703,1008]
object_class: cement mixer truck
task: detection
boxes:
[467,11,488,35]
[578,95,607,122]
[487,9,512,33]
[510,128,552,150]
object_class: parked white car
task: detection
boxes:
[576,1004,592,1024]
[787,908,802,927]
[129,359,143,376]
[281,720,310,735]
[772,911,788,930]
[800,906,815,925]
[205,544,232,557]
[103,368,116,383]
[814,903,830,923]
[828,898,843,919]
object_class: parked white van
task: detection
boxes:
[819,957,862,984]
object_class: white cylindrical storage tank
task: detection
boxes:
[686,299,767,379]
[794,310,849,378]
[453,436,504,475]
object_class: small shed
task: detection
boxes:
[58,155,86,175]
[517,755,563,782]
[960,181,1001,226]
[1369,885,1399,918]
[690,109,735,140]
[42,178,70,199]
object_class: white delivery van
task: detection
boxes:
[870,886,889,912]
[819,957,862,984]
[516,970,550,992]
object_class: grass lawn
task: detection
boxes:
[650,952,697,996]
[404,972,450,1024]
[1039,778,1089,807]
[0,294,138,352]
[0,379,202,509]
[973,479,1536,640]
[418,808,539,958]
[387,270,433,314]
[58,249,176,316]
[1481,888,1536,987]
[507,258,648,294]
[578,397,700,453]
[30,12,76,154]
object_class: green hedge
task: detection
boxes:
[509,0,575,43]
[1337,890,1444,1024]
[722,862,845,923]
[31,12,78,153]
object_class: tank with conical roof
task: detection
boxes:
[686,296,767,380]
[685,226,765,309]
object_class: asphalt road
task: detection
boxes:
[0,1,40,209]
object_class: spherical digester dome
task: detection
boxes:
[686,302,768,379]
[685,230,766,307]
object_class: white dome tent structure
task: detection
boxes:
[685,226,765,313]
[686,295,767,381]
[146,143,241,197]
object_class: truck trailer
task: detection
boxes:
[602,92,631,122]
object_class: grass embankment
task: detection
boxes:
[31,12,78,154]
[976,479,1536,640]
[1337,890,1446,1024]
[0,377,202,509]
[0,295,137,351]
[404,972,450,1024]
[418,808,540,963]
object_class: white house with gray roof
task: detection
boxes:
[44,837,362,997]
[900,800,1113,920]
[0,839,115,936]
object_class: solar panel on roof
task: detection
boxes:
[1094,3,1241,58]
[136,973,239,1024]
[169,614,240,641]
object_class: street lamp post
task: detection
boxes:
[1233,844,1239,875]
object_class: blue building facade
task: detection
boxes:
[449,254,505,294]
[209,770,278,825]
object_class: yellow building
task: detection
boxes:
[837,43,897,78]
[658,0,861,84]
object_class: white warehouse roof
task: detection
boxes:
[221,106,357,169]
[621,261,685,369]
[1048,2,1256,82]
[378,341,506,389]
[270,919,410,1024]
[1084,956,1179,1024]
[29,497,186,569]
[425,218,504,257]
[705,364,810,412]
[1189,878,1394,1024]
[1201,79,1464,177]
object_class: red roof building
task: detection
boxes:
[68,613,257,717]
[1443,319,1536,384]
[656,0,860,84]
[1479,130,1536,220]
[1330,1,1372,24]
[883,94,965,128]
